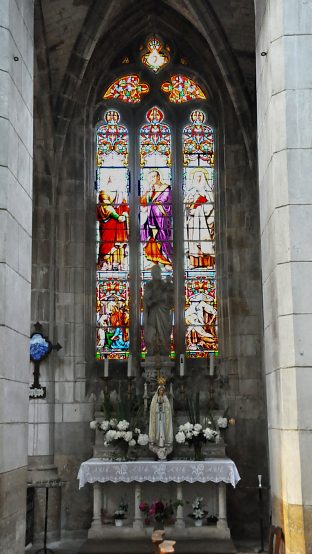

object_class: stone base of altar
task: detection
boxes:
[88,524,231,541]
[79,536,236,554]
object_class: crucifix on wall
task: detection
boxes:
[29,322,62,399]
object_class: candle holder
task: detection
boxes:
[143,381,149,415]
[206,373,218,410]
[179,376,186,400]
[103,376,109,397]
[127,376,135,400]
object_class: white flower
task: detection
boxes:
[193,508,204,519]
[115,431,122,439]
[175,431,186,444]
[186,431,193,440]
[124,431,133,442]
[109,418,118,428]
[137,433,149,446]
[194,423,202,432]
[178,424,186,432]
[134,428,141,434]
[217,417,228,429]
[184,422,194,432]
[100,420,110,431]
[106,429,117,442]
[129,439,136,447]
[117,420,130,431]
[203,428,215,441]
[90,420,97,430]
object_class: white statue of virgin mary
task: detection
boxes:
[149,384,173,460]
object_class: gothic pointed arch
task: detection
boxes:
[53,0,255,170]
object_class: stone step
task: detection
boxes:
[78,538,236,554]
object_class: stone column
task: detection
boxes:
[89,483,102,536]
[217,483,228,532]
[133,483,144,530]
[0,1,34,552]
[255,1,312,551]
[175,483,185,528]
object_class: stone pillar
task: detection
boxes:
[255,1,312,552]
[89,483,102,538]
[0,1,34,552]
[217,483,228,532]
[133,483,143,530]
[175,484,185,528]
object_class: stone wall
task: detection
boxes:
[29,0,268,542]
[255,0,312,552]
[0,0,34,552]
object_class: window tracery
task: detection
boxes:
[161,75,206,103]
[141,37,169,72]
[96,42,217,364]
[103,75,149,103]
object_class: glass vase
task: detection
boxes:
[114,440,129,461]
[193,442,204,461]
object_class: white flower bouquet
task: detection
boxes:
[175,422,218,460]
[114,500,128,520]
[90,418,149,459]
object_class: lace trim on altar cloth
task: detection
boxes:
[77,458,240,489]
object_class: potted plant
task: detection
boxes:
[190,497,207,527]
[113,500,128,527]
[139,499,182,530]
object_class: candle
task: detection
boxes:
[104,355,109,378]
[144,383,148,412]
[179,354,185,377]
[258,474,262,488]
[209,352,214,376]
[127,354,132,378]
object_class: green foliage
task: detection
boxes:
[185,392,200,424]
[102,392,113,420]
[110,395,146,432]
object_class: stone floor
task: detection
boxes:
[26,538,265,554]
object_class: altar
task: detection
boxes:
[78,458,240,541]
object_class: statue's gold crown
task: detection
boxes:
[157,376,166,386]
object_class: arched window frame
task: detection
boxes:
[95,61,218,368]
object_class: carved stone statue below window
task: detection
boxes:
[143,265,174,357]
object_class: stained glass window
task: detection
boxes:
[161,75,206,103]
[103,75,149,103]
[96,111,130,360]
[183,110,217,358]
[139,107,174,357]
[141,37,169,72]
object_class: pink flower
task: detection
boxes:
[139,501,149,513]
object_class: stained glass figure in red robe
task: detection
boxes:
[97,187,129,270]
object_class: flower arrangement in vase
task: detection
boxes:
[90,418,149,460]
[139,499,182,529]
[190,497,208,527]
[175,423,218,460]
[113,500,128,527]
[175,393,218,460]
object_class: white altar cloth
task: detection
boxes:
[77,458,240,489]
